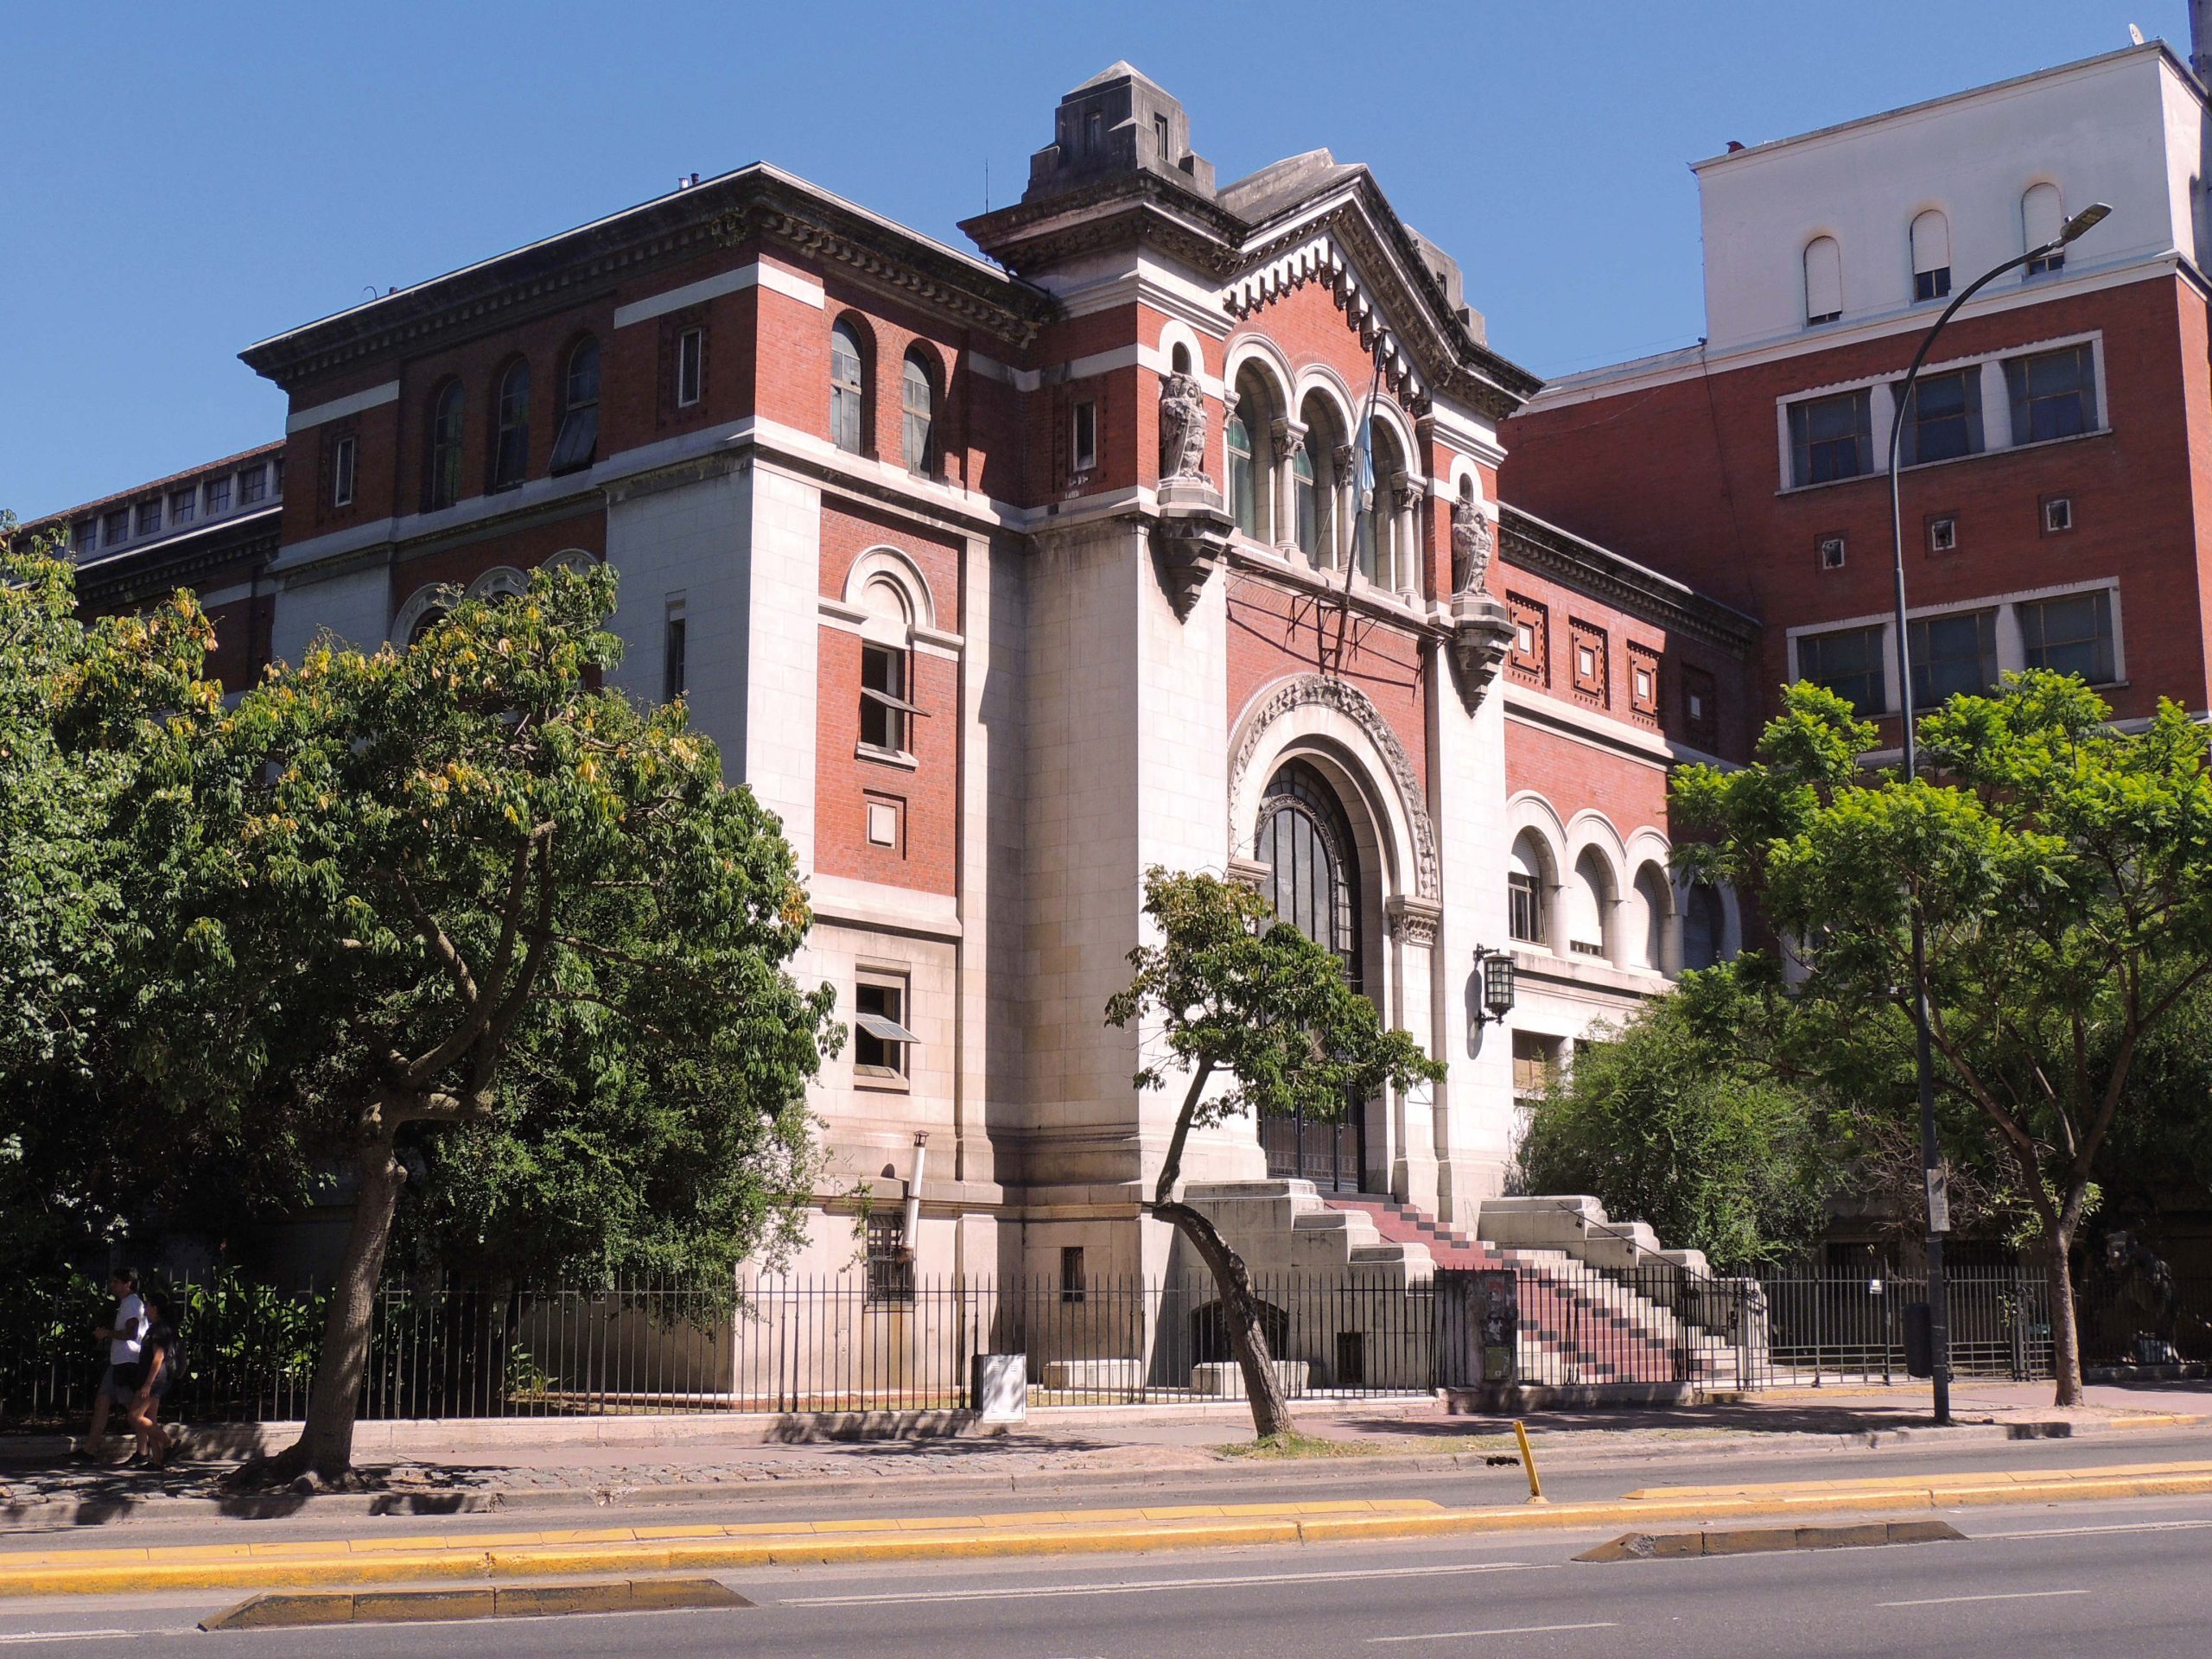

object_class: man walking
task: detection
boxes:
[73,1268,145,1464]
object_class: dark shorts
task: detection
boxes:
[101,1363,143,1405]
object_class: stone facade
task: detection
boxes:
[27,65,1759,1282]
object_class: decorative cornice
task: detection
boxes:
[1228,672,1441,901]
[243,172,1057,388]
[1385,894,1443,948]
[1499,505,1763,656]
[77,524,279,611]
[1224,189,1541,423]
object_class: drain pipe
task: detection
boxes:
[904,1131,930,1260]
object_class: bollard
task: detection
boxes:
[1513,1418,1546,1504]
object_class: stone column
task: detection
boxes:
[1273,418,1307,558]
[1384,896,1444,1205]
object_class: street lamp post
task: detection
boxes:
[1885,201,2108,1427]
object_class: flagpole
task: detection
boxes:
[1332,348,1388,670]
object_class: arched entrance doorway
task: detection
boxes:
[1253,760,1368,1192]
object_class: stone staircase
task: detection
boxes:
[1177,1181,1758,1391]
[1328,1192,1756,1389]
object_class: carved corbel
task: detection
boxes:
[1149,488,1233,623]
[1446,591,1516,715]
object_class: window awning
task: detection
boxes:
[860,685,927,717]
[855,1011,920,1045]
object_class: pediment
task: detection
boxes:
[1218,181,1536,422]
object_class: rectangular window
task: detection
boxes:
[2042,495,2074,535]
[73,518,98,552]
[1507,594,1548,682]
[677,327,703,408]
[237,465,267,505]
[1819,534,1847,571]
[135,499,162,536]
[1061,1246,1087,1305]
[865,1212,913,1304]
[1927,516,1957,554]
[1908,608,1997,708]
[332,435,357,508]
[1570,622,1606,702]
[854,976,916,1079]
[1914,266,1952,303]
[859,642,916,753]
[1681,664,1719,749]
[864,795,901,849]
[663,607,687,702]
[168,487,197,524]
[1788,388,1873,486]
[204,474,231,513]
[1071,399,1098,474]
[1508,872,1544,944]
[1796,623,1887,716]
[1628,646,1659,718]
[104,509,130,544]
[2018,589,2115,684]
[1511,1031,1560,1096]
[2005,344,2097,445]
[1894,368,1982,467]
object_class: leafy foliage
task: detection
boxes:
[1674,674,2212,1401]
[1107,867,1443,1172]
[1515,986,1832,1271]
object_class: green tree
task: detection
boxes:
[124,562,836,1484]
[1516,983,1833,1272]
[0,518,232,1271]
[1107,867,1442,1440]
[1675,674,2212,1404]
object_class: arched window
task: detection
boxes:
[1803,236,1842,326]
[1910,211,1951,302]
[491,359,531,491]
[831,320,868,455]
[1226,410,1256,535]
[1292,443,1318,558]
[1298,393,1344,569]
[427,380,464,511]
[901,350,934,473]
[1255,760,1366,1191]
[550,337,600,476]
[1681,883,1726,971]
[1356,423,1408,589]
[1508,833,1550,946]
[1630,864,1672,973]
[2023,183,2065,275]
[1228,365,1280,542]
[1567,849,1615,961]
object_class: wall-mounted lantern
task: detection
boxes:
[1472,945,1516,1026]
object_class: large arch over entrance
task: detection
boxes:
[1253,760,1367,1190]
[1230,674,1440,1196]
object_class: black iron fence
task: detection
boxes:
[5,1259,2197,1428]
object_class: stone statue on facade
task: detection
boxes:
[1158,371,1210,481]
[1451,496,1495,596]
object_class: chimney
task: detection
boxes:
[2195,0,2212,79]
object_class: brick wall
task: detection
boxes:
[1503,273,2211,728]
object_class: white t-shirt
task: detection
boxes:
[109,1294,145,1367]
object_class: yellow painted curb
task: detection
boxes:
[7,1469,2212,1599]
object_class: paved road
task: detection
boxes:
[3,1490,2210,1656]
[8,1421,2209,1551]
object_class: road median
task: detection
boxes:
[7,1463,2212,1599]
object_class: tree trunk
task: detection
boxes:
[2044,1224,2083,1408]
[1156,1199,1296,1440]
[235,1136,405,1485]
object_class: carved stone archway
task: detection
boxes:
[1227,674,1440,902]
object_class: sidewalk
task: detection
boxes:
[3,1378,2205,1531]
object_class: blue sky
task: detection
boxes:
[3,0,2188,519]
